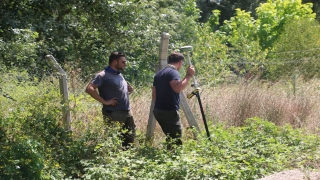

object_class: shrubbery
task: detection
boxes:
[1,0,320,179]
[1,72,320,179]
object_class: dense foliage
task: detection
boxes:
[1,0,201,83]
[1,71,320,179]
[1,95,320,178]
[198,0,320,24]
[1,0,320,84]
[1,0,320,178]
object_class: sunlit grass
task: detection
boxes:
[1,70,320,179]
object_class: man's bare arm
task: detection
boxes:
[85,83,117,106]
[169,75,192,93]
[170,65,195,93]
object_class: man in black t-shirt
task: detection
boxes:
[152,52,195,149]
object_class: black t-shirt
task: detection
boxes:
[153,67,180,110]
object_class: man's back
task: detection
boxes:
[153,67,180,110]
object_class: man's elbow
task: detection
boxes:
[172,83,184,93]
[173,88,183,93]
[85,86,90,93]
[85,85,94,94]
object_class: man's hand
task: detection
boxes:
[169,65,196,93]
[104,98,118,106]
[128,85,134,94]
[186,65,195,77]
[86,83,118,106]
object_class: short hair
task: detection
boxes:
[109,51,126,65]
[168,52,184,64]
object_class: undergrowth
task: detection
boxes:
[1,71,320,179]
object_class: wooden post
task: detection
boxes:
[146,33,200,142]
[146,100,156,142]
[45,55,71,131]
[180,93,200,134]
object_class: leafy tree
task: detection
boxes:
[0,0,202,84]
[0,0,141,76]
[1,0,319,84]
[256,0,316,49]
[189,22,230,85]
[208,0,318,81]
[196,0,319,25]
[303,0,320,20]
[219,9,267,77]
[0,29,39,68]
[197,0,266,24]
[265,19,320,80]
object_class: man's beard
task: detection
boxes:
[116,65,124,71]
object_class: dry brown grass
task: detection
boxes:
[183,79,320,134]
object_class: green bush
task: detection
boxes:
[1,70,320,179]
[80,117,320,179]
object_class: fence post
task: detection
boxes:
[45,55,71,131]
[146,32,170,141]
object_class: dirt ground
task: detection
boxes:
[259,169,320,180]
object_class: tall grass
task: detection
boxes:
[1,70,320,179]
[63,71,320,141]
[1,70,320,141]
[185,79,319,132]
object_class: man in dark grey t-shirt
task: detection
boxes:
[86,51,135,149]
[152,52,195,149]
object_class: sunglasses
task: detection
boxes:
[117,60,127,64]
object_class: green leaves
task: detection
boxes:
[80,117,320,179]
[266,19,320,80]
[257,0,316,49]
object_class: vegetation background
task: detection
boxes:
[1,0,320,179]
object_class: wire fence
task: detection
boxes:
[2,46,320,140]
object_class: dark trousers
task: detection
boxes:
[102,110,136,149]
[153,108,182,149]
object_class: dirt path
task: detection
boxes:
[259,169,320,180]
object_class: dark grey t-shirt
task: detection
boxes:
[91,70,130,111]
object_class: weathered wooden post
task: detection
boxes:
[146,33,200,142]
[45,55,71,131]
[180,93,200,133]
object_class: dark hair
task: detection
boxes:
[168,52,184,64]
[109,51,126,65]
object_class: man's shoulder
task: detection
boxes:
[96,70,116,77]
[154,68,179,82]
[158,67,178,74]
[95,70,124,81]
[162,67,179,76]
[92,70,107,81]
[95,70,105,76]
